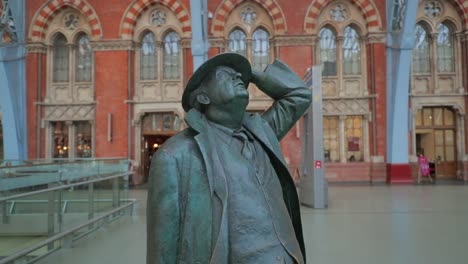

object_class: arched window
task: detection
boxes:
[228,29,247,57]
[343,26,360,75]
[75,34,92,82]
[140,32,157,80]
[319,27,337,76]
[252,28,269,71]
[412,24,430,73]
[163,31,180,80]
[436,23,453,73]
[53,33,69,82]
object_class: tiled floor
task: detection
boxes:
[37,185,468,264]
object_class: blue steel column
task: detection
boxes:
[0,0,27,162]
[190,0,209,70]
[385,0,418,183]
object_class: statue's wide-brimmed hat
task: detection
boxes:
[182,53,252,112]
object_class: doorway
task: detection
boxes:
[141,135,171,182]
[414,107,457,179]
[139,112,181,182]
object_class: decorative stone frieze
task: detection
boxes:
[272,35,315,47]
[26,43,47,53]
[43,104,95,121]
[323,98,370,115]
[91,40,134,51]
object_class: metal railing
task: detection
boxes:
[0,158,135,264]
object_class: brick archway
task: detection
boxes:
[29,0,103,42]
[211,0,287,36]
[120,0,191,40]
[304,0,383,33]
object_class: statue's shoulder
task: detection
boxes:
[157,128,198,157]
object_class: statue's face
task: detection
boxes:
[202,66,249,106]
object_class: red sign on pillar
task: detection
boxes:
[315,160,322,169]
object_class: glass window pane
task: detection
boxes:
[53,122,69,158]
[319,28,337,76]
[345,116,363,162]
[434,130,443,145]
[445,146,455,161]
[163,31,180,80]
[444,130,454,145]
[53,34,69,82]
[252,28,270,71]
[323,116,339,162]
[75,34,92,82]
[412,25,430,74]
[343,26,361,75]
[140,32,157,80]
[228,29,247,57]
[423,108,432,126]
[433,108,443,126]
[436,23,453,72]
[444,108,454,126]
[75,121,92,158]
[435,146,444,161]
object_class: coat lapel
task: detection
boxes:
[242,114,289,170]
[185,109,229,263]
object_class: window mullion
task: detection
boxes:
[336,36,344,96]
[430,32,438,94]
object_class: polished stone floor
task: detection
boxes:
[37,185,468,264]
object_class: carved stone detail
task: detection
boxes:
[63,12,80,31]
[273,35,316,47]
[436,77,454,93]
[241,5,257,24]
[163,82,182,100]
[91,40,134,51]
[323,80,337,97]
[424,1,442,19]
[413,77,429,94]
[150,10,167,26]
[330,4,347,22]
[344,80,361,96]
[323,98,369,115]
[26,43,47,53]
[44,104,95,121]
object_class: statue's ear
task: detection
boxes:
[196,93,210,105]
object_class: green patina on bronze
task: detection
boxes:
[147,53,312,264]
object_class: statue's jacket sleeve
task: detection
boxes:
[257,59,312,140]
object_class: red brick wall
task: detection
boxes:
[94,51,129,158]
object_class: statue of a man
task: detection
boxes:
[147,53,311,264]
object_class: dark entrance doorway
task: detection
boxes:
[141,135,171,182]
[140,112,181,182]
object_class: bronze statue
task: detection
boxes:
[147,53,311,264]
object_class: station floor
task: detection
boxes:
[37,184,468,264]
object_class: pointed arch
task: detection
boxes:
[304,0,383,33]
[120,0,191,40]
[211,0,287,36]
[29,0,102,42]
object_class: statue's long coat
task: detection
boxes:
[147,60,312,264]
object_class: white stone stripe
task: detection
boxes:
[31,25,42,33]
[367,15,378,24]
[127,12,136,20]
[51,0,60,8]
[305,16,315,24]
[82,4,90,13]
[363,4,373,13]
[43,6,52,16]
[271,7,280,16]
[218,8,227,17]
[225,1,234,9]
[309,6,320,17]
[176,12,187,20]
